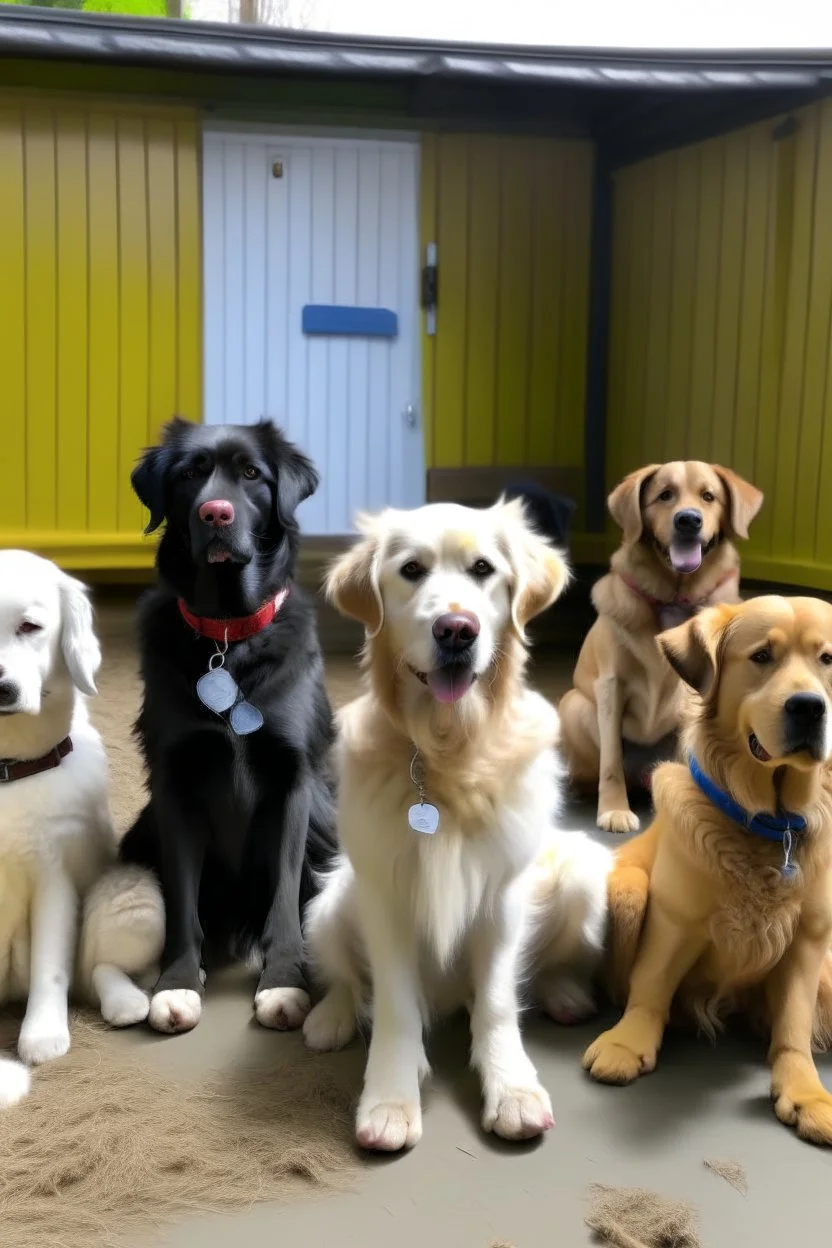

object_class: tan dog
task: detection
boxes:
[583,596,832,1146]
[559,461,763,833]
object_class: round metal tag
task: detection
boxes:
[408,802,440,835]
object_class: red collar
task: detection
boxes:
[177,589,289,643]
[0,736,73,784]
[617,568,737,612]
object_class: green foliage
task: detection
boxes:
[81,0,168,14]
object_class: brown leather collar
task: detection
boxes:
[0,736,73,784]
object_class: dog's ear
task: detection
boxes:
[257,422,319,520]
[131,446,170,535]
[659,606,734,698]
[607,465,661,542]
[326,514,384,636]
[59,572,101,696]
[131,417,191,535]
[712,466,764,541]
[497,497,571,637]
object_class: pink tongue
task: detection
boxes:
[670,539,702,574]
[425,668,475,704]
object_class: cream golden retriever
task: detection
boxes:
[584,596,832,1145]
[303,500,611,1152]
[559,460,763,834]
[0,551,164,1107]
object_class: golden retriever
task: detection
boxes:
[303,500,612,1152]
[583,595,832,1145]
[559,461,763,834]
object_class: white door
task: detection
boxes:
[202,128,424,536]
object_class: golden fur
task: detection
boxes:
[584,596,832,1145]
[559,461,763,834]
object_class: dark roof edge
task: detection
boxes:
[1,6,831,88]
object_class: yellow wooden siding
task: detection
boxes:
[0,98,201,570]
[421,134,594,496]
[607,99,832,588]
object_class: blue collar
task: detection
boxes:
[688,755,807,841]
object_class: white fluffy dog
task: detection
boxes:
[303,501,612,1151]
[0,551,164,1107]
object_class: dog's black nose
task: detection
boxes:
[0,681,19,708]
[432,612,480,651]
[673,509,703,536]
[784,692,826,723]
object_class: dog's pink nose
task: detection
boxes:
[432,611,480,649]
[198,499,235,528]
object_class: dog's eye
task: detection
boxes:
[181,467,196,480]
[469,558,494,580]
[820,653,832,666]
[243,464,260,480]
[702,490,715,503]
[17,621,42,636]
[750,648,772,665]
[657,489,674,503]
[400,560,426,583]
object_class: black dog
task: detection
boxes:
[121,417,336,1035]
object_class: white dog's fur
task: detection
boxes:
[304,501,612,1151]
[0,551,164,1107]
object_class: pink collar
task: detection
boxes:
[178,589,289,643]
[617,568,737,613]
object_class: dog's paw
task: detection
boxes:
[355,1097,422,1151]
[597,808,639,835]
[148,989,202,1034]
[483,1082,554,1141]
[540,977,597,1026]
[582,1029,654,1084]
[0,1057,32,1108]
[303,990,357,1052]
[254,987,311,1031]
[101,982,151,1028]
[774,1088,832,1145]
[18,1017,70,1066]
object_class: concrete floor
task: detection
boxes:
[87,600,832,1248]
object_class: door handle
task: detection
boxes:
[403,403,418,429]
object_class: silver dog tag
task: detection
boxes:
[196,668,239,713]
[408,802,440,835]
[229,700,265,735]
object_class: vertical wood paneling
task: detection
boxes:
[201,131,422,535]
[607,98,832,585]
[558,142,592,470]
[24,111,58,532]
[464,136,500,466]
[664,147,698,462]
[710,131,749,468]
[55,112,89,533]
[495,138,533,465]
[306,145,335,533]
[527,141,562,466]
[0,109,27,533]
[116,114,150,536]
[87,112,120,533]
[329,145,358,530]
[423,133,594,492]
[175,117,202,424]
[0,96,201,562]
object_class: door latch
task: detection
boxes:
[421,242,437,336]
[403,403,418,429]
